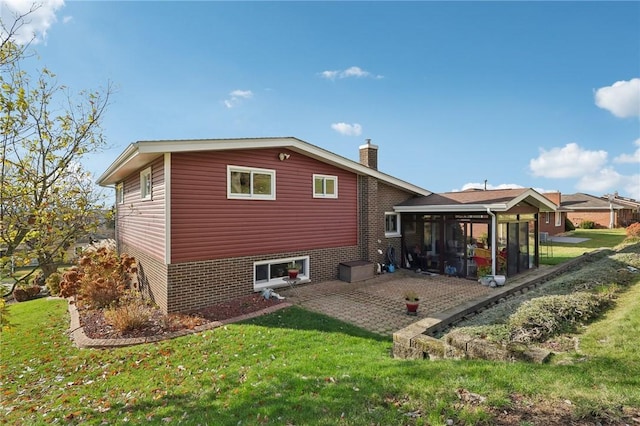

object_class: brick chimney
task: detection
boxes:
[543,191,561,206]
[359,139,378,170]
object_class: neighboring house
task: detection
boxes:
[394,188,557,278]
[601,193,640,227]
[539,191,566,237]
[97,137,430,314]
[561,193,635,229]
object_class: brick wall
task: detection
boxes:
[165,245,359,313]
[119,241,169,312]
[566,211,612,228]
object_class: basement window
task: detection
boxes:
[253,256,310,291]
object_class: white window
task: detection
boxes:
[555,212,562,227]
[116,183,124,204]
[313,174,338,198]
[140,167,152,201]
[253,256,310,291]
[385,212,401,237]
[545,212,550,224]
[227,166,275,200]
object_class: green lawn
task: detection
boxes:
[539,228,628,265]
[1,231,639,425]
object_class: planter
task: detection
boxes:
[478,275,506,287]
[287,269,299,279]
[405,300,419,316]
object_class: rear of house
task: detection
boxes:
[98,137,429,313]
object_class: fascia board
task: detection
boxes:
[507,189,558,212]
[96,144,139,186]
[99,137,432,196]
[394,204,508,213]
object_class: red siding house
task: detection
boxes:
[97,137,430,313]
[562,193,637,229]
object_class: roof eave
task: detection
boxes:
[394,203,509,213]
[97,137,432,196]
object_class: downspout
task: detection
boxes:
[486,207,496,275]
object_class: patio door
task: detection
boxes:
[506,222,531,275]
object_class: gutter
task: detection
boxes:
[486,207,497,275]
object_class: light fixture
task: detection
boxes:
[278,153,291,161]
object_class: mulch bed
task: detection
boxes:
[79,293,285,340]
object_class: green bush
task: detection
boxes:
[45,273,62,296]
[507,292,611,343]
[579,220,596,229]
[564,217,575,231]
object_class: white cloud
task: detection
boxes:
[576,167,623,193]
[529,143,608,178]
[613,138,640,164]
[320,66,383,80]
[331,122,362,136]
[458,183,524,191]
[594,78,640,118]
[621,173,640,200]
[223,89,253,108]
[0,0,65,45]
[321,70,339,80]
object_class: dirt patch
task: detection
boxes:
[484,393,640,426]
[79,293,284,340]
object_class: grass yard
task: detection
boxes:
[1,230,639,425]
[539,228,628,266]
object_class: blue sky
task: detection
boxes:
[4,1,640,199]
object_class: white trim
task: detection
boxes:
[312,174,338,198]
[140,167,152,201]
[164,153,171,265]
[555,212,562,227]
[384,212,401,237]
[253,256,310,291]
[227,165,276,200]
[116,183,124,205]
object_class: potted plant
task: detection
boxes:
[404,290,420,316]
[477,265,493,285]
[287,262,300,279]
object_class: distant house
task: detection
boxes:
[561,193,637,229]
[539,191,565,236]
[601,193,640,227]
[97,137,429,313]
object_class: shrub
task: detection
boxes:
[507,292,611,343]
[103,291,152,333]
[45,272,62,296]
[564,217,575,231]
[12,285,40,302]
[579,220,596,229]
[626,222,640,238]
[59,245,137,309]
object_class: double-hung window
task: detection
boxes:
[227,166,276,200]
[313,174,337,198]
[385,212,401,237]
[140,167,152,201]
[116,183,124,204]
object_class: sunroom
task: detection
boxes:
[394,189,558,279]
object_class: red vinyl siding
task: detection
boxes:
[116,156,166,262]
[170,148,358,262]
